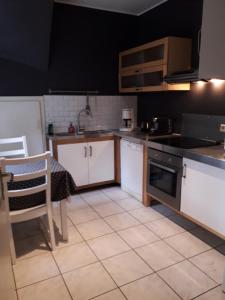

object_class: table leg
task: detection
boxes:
[60,199,68,241]
[222,266,225,292]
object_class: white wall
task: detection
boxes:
[44,95,137,133]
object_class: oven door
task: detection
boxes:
[147,159,182,210]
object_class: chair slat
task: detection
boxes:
[2,152,50,166]
[0,149,25,158]
[7,183,47,198]
[0,137,25,144]
[13,169,47,182]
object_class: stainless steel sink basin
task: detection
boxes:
[54,130,112,137]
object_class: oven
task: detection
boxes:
[147,148,183,210]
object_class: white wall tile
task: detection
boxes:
[44,95,137,133]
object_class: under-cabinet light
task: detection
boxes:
[210,79,225,86]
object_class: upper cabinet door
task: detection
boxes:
[199,0,225,79]
[119,38,168,73]
[88,140,115,184]
[57,143,89,187]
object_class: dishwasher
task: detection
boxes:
[120,139,143,201]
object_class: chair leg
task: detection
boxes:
[8,224,16,265]
[47,209,56,251]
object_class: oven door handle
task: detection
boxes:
[149,160,177,174]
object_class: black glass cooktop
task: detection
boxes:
[152,136,218,149]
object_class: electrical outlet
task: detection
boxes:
[220,124,225,133]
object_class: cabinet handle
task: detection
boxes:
[84,146,87,158]
[182,164,187,178]
[89,146,92,157]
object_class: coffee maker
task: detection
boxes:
[120,108,134,132]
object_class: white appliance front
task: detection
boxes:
[121,139,143,201]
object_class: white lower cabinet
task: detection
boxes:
[181,158,225,236]
[88,141,114,184]
[57,140,114,187]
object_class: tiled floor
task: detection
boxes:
[12,186,225,300]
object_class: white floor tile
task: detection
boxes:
[129,207,164,223]
[13,253,59,289]
[165,231,211,258]
[63,262,116,300]
[190,249,225,283]
[194,286,225,300]
[158,260,217,300]
[118,225,159,248]
[77,219,113,240]
[93,202,124,217]
[87,233,130,260]
[102,187,130,201]
[92,289,126,300]
[68,207,99,225]
[17,276,71,300]
[15,233,49,261]
[53,242,97,273]
[145,217,185,239]
[102,250,153,286]
[113,196,143,211]
[55,225,83,248]
[104,212,140,231]
[121,273,180,300]
[136,240,183,271]
[67,195,89,211]
[81,191,111,207]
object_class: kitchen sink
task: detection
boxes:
[54,130,112,137]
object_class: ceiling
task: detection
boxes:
[54,0,168,16]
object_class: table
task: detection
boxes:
[6,158,76,241]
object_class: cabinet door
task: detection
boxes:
[181,158,225,236]
[88,140,115,184]
[119,65,166,93]
[58,143,89,187]
[120,38,168,72]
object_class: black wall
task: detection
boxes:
[0,0,53,70]
[0,3,137,96]
[137,0,225,131]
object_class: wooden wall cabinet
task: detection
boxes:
[119,37,192,92]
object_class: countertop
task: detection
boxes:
[47,130,225,170]
[184,145,225,170]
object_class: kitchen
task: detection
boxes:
[0,0,225,300]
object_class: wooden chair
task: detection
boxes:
[0,152,56,265]
[0,136,28,158]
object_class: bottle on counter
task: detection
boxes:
[48,121,54,135]
[68,122,75,134]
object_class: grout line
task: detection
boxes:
[155,271,183,300]
[14,188,225,299]
[50,252,73,300]
[15,274,61,291]
[190,284,221,300]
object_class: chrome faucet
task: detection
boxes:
[77,95,93,134]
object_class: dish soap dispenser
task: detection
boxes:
[68,122,75,134]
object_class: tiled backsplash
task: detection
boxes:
[44,95,137,133]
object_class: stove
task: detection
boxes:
[147,136,219,211]
[150,136,218,150]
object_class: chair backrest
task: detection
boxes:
[0,136,28,158]
[0,152,51,212]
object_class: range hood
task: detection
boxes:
[164,70,205,84]
[165,0,225,84]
